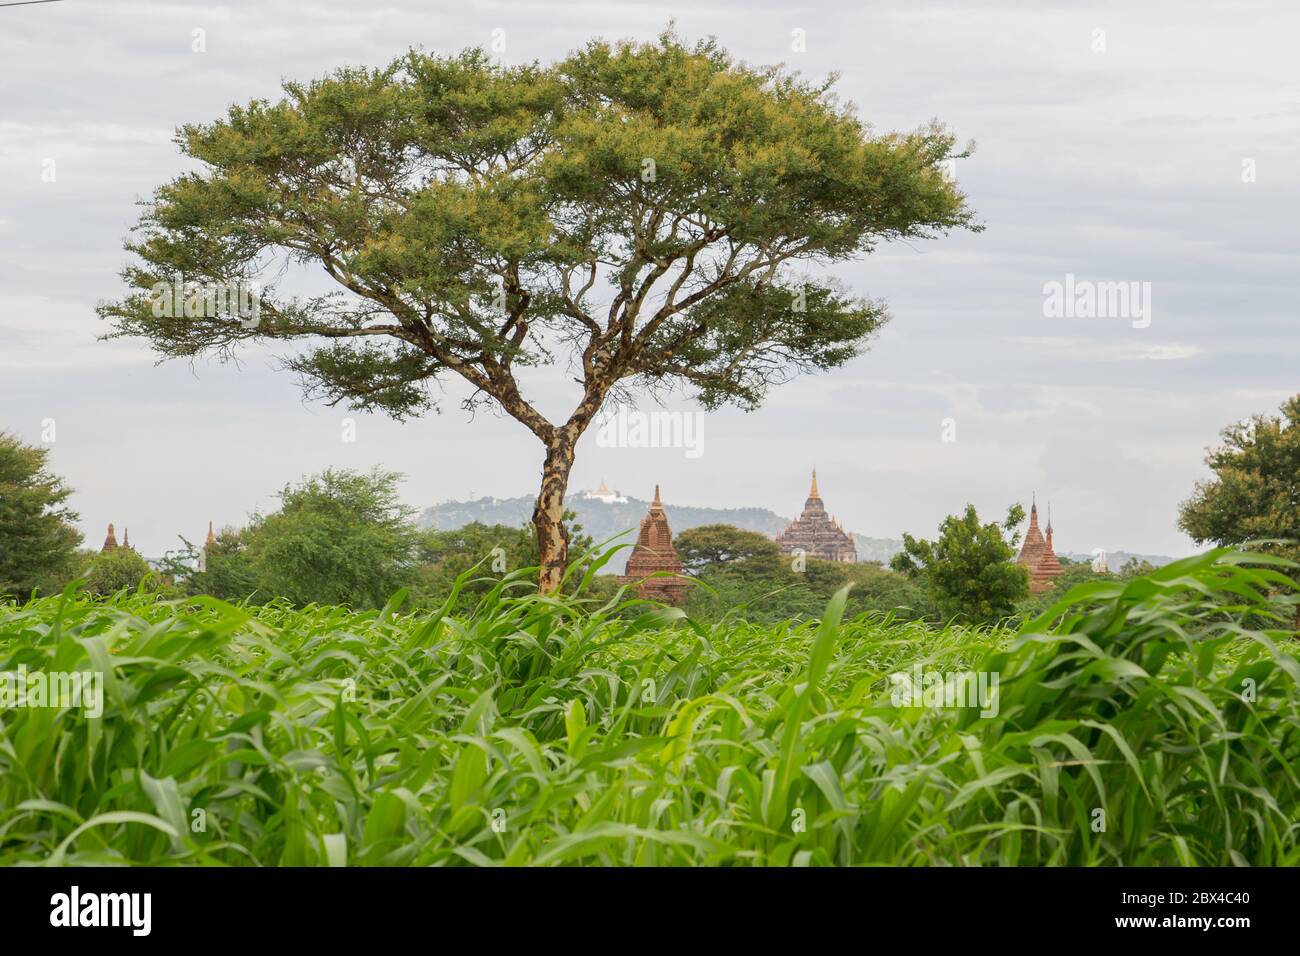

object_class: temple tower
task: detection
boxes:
[1016,495,1045,569]
[775,469,857,563]
[1018,497,1063,593]
[1029,504,1064,592]
[618,485,691,605]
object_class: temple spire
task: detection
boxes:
[618,484,690,605]
[102,523,118,552]
[776,469,857,564]
[1027,497,1062,593]
[205,521,216,548]
[1017,492,1046,567]
[122,528,131,551]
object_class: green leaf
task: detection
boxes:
[449,744,488,813]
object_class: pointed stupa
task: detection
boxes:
[1016,493,1045,568]
[801,468,826,517]
[205,521,217,548]
[102,523,119,552]
[122,528,132,551]
[1029,502,1064,593]
[618,484,690,605]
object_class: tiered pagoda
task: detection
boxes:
[1016,497,1063,593]
[618,485,691,605]
[775,470,857,563]
[100,523,136,553]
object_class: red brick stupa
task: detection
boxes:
[1016,496,1063,593]
[618,485,692,605]
[100,523,137,553]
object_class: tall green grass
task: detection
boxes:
[0,548,1296,865]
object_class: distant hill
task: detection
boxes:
[417,494,1176,574]
[1059,551,1178,571]
[419,492,795,573]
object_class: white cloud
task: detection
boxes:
[0,296,153,373]
[1005,337,1203,362]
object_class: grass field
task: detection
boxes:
[1,548,1297,866]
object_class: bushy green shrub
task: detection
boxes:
[81,547,156,596]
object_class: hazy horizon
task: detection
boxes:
[3,0,1297,560]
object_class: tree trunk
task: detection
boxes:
[532,437,576,595]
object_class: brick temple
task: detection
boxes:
[1016,497,1063,593]
[100,523,136,553]
[618,485,692,605]
[775,470,858,563]
[98,521,215,555]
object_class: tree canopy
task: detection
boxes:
[674,523,783,574]
[241,468,418,609]
[890,504,1029,624]
[675,523,930,623]
[1180,394,1299,562]
[0,433,82,599]
[82,546,155,597]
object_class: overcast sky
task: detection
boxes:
[2,0,1296,559]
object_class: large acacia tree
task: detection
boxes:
[100,32,977,592]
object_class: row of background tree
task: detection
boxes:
[2,393,1296,625]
